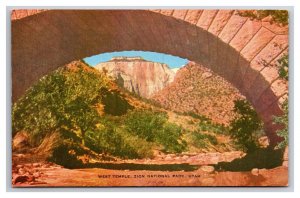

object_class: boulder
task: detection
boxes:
[251,168,259,176]
[18,168,26,175]
[200,166,215,173]
[12,131,29,151]
[13,175,29,184]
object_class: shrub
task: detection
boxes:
[155,123,187,153]
[229,99,264,153]
[187,131,218,149]
[85,121,153,159]
[273,99,288,149]
[182,111,228,134]
[124,109,167,142]
[124,109,186,153]
[277,54,288,81]
[237,10,288,25]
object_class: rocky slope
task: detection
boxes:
[95,57,175,98]
[151,62,245,125]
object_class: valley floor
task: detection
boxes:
[12,154,288,187]
[12,164,288,187]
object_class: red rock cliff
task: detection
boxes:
[95,57,175,98]
[152,61,245,125]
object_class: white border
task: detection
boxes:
[1,0,299,197]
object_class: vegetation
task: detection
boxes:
[215,147,283,171]
[182,111,229,134]
[186,131,218,149]
[125,109,187,153]
[274,100,288,149]
[237,10,288,25]
[84,117,154,159]
[229,99,264,153]
[12,61,191,167]
[14,59,260,169]
[277,54,289,81]
[12,62,110,146]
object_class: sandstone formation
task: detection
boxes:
[95,57,175,98]
[12,131,29,152]
[152,61,244,125]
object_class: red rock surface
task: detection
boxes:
[13,163,288,187]
[95,57,175,98]
[152,62,244,125]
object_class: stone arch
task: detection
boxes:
[11,9,288,144]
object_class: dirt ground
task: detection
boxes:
[12,162,288,187]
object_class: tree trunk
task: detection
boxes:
[82,131,85,146]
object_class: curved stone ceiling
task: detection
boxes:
[11,9,288,143]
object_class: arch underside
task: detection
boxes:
[11,9,289,143]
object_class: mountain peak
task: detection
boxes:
[95,58,175,98]
[109,56,146,62]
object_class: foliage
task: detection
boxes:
[215,147,283,171]
[183,111,208,120]
[85,119,153,159]
[124,109,168,142]
[12,62,109,146]
[101,90,133,116]
[229,99,264,153]
[198,119,228,135]
[187,131,218,149]
[273,100,288,149]
[155,123,187,153]
[237,10,288,25]
[48,140,85,168]
[125,109,186,153]
[182,111,228,134]
[277,54,289,81]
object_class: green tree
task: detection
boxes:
[229,99,263,153]
[12,62,109,146]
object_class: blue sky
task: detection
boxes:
[84,51,188,69]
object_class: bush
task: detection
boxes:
[182,111,228,134]
[198,119,228,135]
[187,131,218,149]
[124,109,167,142]
[155,123,187,153]
[277,54,288,81]
[273,100,288,149]
[237,10,288,25]
[229,99,264,153]
[85,120,153,159]
[124,109,186,153]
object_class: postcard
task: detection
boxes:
[11,9,289,187]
